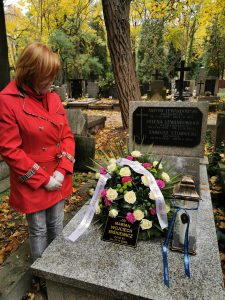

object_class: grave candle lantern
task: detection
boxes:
[171,176,200,255]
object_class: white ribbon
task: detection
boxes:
[117,158,168,229]
[67,173,111,242]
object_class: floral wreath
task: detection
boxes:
[91,147,181,240]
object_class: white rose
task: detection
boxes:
[149,191,155,200]
[141,175,149,187]
[161,172,170,182]
[109,209,118,218]
[106,188,118,201]
[124,190,136,204]
[119,167,131,177]
[153,161,162,169]
[133,209,144,221]
[95,173,100,179]
[107,163,117,173]
[95,205,101,215]
[140,219,152,230]
[131,150,142,157]
[109,158,117,164]
[89,188,94,196]
[166,204,171,213]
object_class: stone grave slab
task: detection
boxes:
[31,162,225,299]
[129,101,208,158]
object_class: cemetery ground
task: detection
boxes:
[0,109,225,299]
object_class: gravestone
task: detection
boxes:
[32,100,224,299]
[204,78,219,96]
[87,81,99,98]
[53,85,67,102]
[148,80,166,100]
[70,79,83,99]
[130,101,208,191]
[66,109,95,171]
[175,60,191,101]
[215,112,225,148]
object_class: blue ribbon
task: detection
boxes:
[162,208,191,287]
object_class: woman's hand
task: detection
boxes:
[44,176,62,191]
[52,170,65,184]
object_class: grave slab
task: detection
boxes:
[31,162,225,300]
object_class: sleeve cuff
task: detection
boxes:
[43,175,51,186]
[56,167,67,176]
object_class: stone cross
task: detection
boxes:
[197,80,204,95]
[175,60,191,101]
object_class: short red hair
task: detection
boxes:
[15,42,60,91]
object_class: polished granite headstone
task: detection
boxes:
[129,101,208,158]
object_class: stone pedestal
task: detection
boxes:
[31,162,225,300]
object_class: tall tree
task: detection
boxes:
[0,0,10,91]
[102,0,141,129]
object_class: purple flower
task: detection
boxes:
[156,179,165,189]
[122,176,132,183]
[150,208,156,216]
[126,212,136,224]
[143,162,153,169]
[101,189,107,197]
[104,197,112,206]
[126,156,134,161]
[100,166,107,174]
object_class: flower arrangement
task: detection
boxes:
[91,145,181,240]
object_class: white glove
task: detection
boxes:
[53,170,65,184]
[44,176,62,191]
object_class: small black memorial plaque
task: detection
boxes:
[102,216,140,247]
[133,107,203,147]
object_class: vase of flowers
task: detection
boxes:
[91,145,182,241]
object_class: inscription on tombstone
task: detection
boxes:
[133,107,202,147]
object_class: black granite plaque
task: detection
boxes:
[102,216,140,247]
[133,107,203,147]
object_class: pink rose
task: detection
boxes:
[101,189,107,197]
[143,162,153,169]
[100,166,107,174]
[150,208,156,216]
[122,176,132,183]
[126,156,133,161]
[156,179,165,189]
[104,197,112,206]
[126,212,136,224]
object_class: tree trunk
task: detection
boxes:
[0,0,10,91]
[102,0,141,129]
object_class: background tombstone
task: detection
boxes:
[147,70,166,100]
[69,79,84,99]
[204,77,219,96]
[215,112,225,148]
[175,60,191,101]
[66,109,95,170]
[87,81,99,98]
[197,80,205,96]
[53,85,67,102]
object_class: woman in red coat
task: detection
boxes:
[0,42,75,262]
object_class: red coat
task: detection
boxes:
[0,81,75,214]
